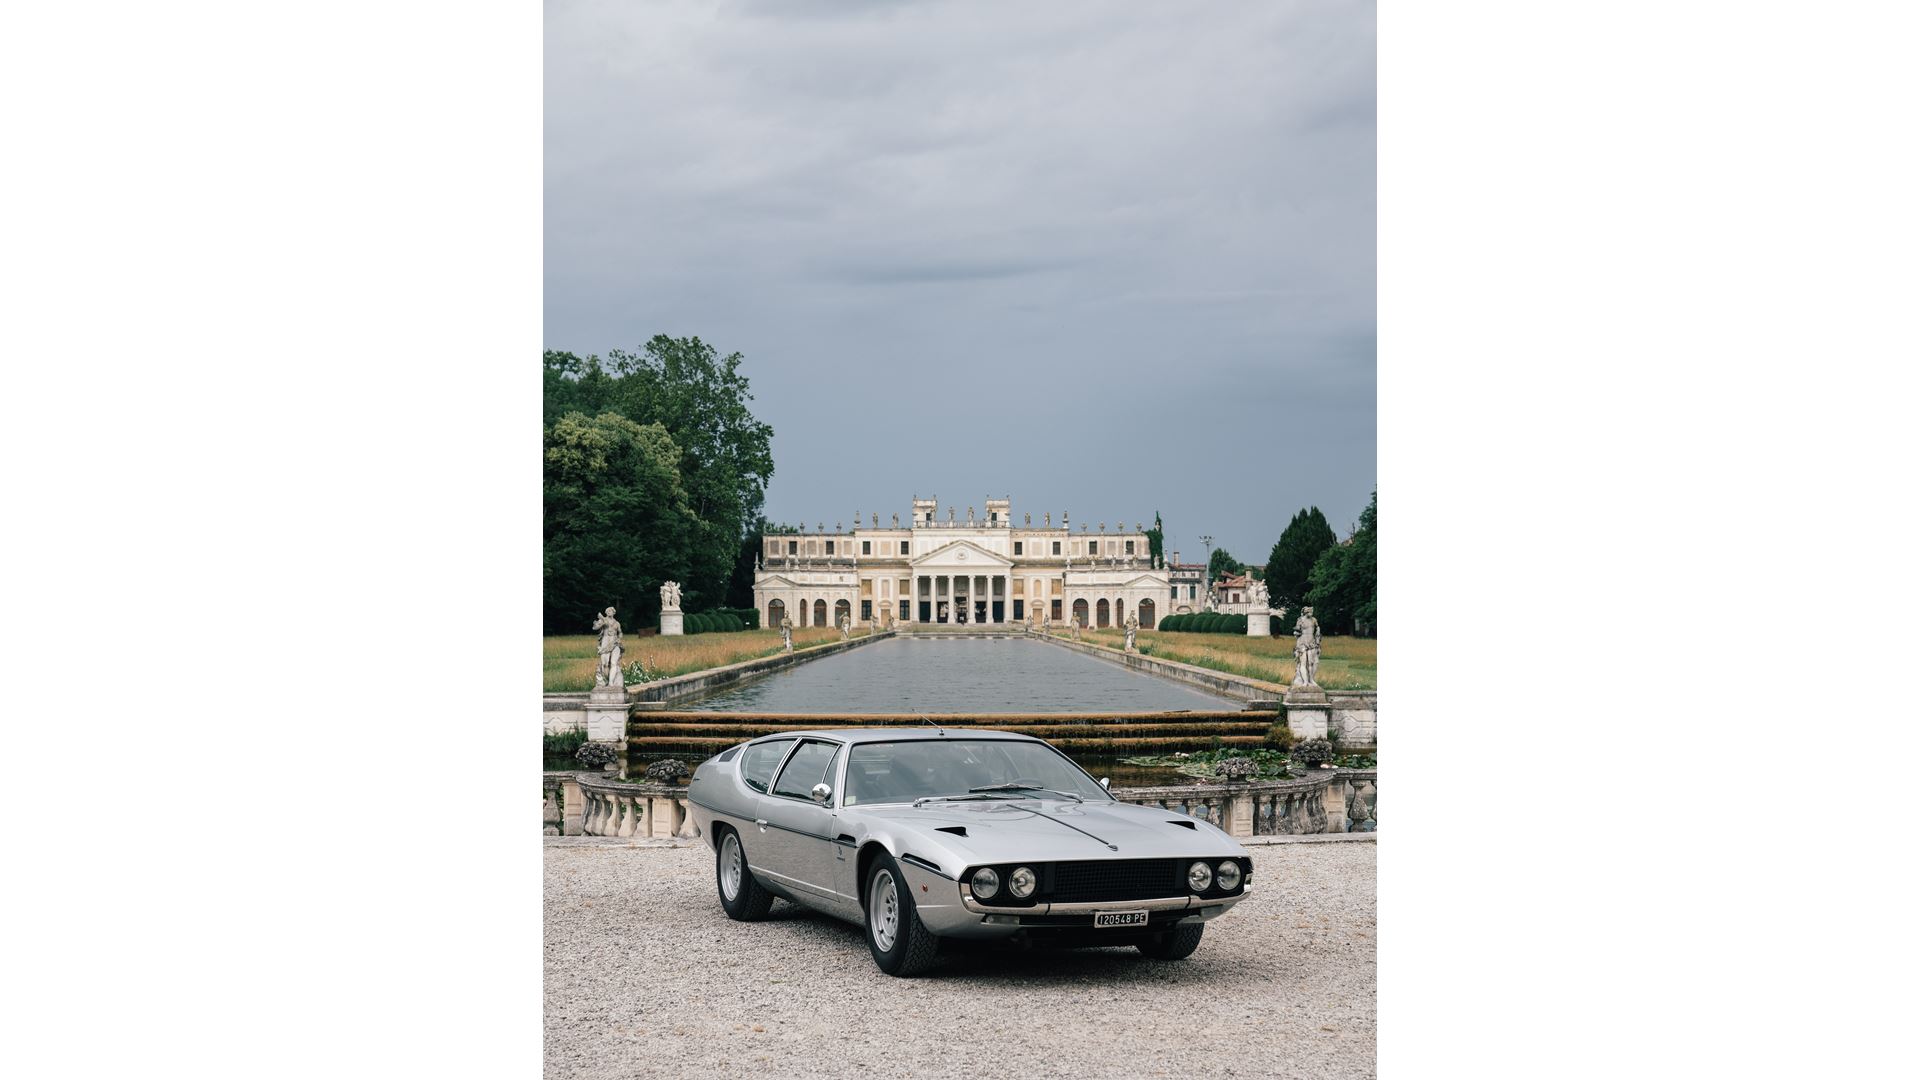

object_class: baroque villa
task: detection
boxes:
[753,496,1184,631]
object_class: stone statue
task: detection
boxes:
[592,607,623,687]
[1071,616,1082,642]
[754,553,762,572]
[1024,512,1031,525]
[1250,580,1270,608]
[838,613,851,639]
[1045,512,1051,527]
[780,616,794,653]
[948,506,955,523]
[1123,611,1138,652]
[1042,611,1051,634]
[872,512,879,528]
[1292,606,1321,686]
[967,505,975,524]
[892,513,900,528]
[660,581,682,611]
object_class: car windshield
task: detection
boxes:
[842,739,1113,806]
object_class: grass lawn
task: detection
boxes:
[543,627,870,692]
[1073,628,1376,691]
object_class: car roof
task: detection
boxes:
[746,727,1040,746]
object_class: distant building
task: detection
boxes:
[1165,552,1206,613]
[753,494,1170,630]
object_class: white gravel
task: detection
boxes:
[545,837,1376,1080]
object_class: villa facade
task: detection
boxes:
[753,496,1171,631]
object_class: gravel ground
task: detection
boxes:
[545,838,1375,1080]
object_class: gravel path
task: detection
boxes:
[545,838,1375,1080]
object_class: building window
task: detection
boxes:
[1014,542,1023,555]
[1125,541,1135,554]
[826,540,835,555]
[899,540,909,555]
[862,540,871,555]
[787,540,797,554]
[1052,541,1061,555]
[1088,541,1097,555]
[898,599,910,620]
[860,600,872,620]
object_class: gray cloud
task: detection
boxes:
[547,0,1376,562]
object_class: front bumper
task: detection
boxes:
[895,859,1250,939]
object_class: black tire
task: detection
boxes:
[863,852,939,977]
[1136,923,1205,960]
[715,826,774,921]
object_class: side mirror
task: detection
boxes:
[1099,777,1111,790]
[810,783,833,804]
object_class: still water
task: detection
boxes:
[674,635,1242,714]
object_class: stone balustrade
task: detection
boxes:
[543,769,1374,837]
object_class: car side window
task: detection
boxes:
[740,739,796,793]
[771,740,842,803]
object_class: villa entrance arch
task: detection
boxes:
[1096,598,1111,628]
[1139,599,1155,628]
[1071,598,1088,627]
[812,599,827,626]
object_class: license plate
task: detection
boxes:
[1093,910,1149,928]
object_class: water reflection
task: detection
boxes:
[675,636,1241,714]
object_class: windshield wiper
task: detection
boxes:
[968,783,1084,802]
[912,793,1023,805]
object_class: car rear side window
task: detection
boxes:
[740,739,795,793]
[772,740,842,802]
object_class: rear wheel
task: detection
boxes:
[715,827,774,921]
[1136,923,1205,960]
[864,853,939,977]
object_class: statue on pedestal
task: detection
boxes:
[1123,611,1139,652]
[1045,512,1051,527]
[660,581,682,611]
[892,513,900,528]
[838,613,851,639]
[1024,512,1031,525]
[967,506,975,524]
[780,617,794,653]
[948,506,955,523]
[592,607,623,688]
[1071,616,1082,642]
[754,553,762,572]
[1292,606,1322,686]
[1041,611,1051,634]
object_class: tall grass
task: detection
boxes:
[1077,628,1376,690]
[543,627,868,692]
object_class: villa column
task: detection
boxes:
[939,574,949,623]
[977,574,986,623]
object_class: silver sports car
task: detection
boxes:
[686,727,1253,976]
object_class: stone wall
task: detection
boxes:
[1327,691,1377,748]
[544,696,588,735]
[1032,631,1274,703]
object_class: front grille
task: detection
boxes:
[1044,859,1184,903]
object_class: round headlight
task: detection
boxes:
[1187,861,1213,892]
[1215,860,1243,890]
[1009,866,1037,898]
[971,867,1001,900]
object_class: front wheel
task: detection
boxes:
[864,853,939,977]
[1136,923,1205,960]
[715,827,774,921]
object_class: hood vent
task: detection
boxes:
[936,826,968,837]
[1167,820,1197,830]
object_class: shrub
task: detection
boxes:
[1292,737,1334,769]
[1225,614,1248,634]
[644,758,690,783]
[543,728,587,757]
[719,613,742,632]
[737,607,760,630]
[574,741,619,769]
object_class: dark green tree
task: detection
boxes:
[545,337,774,612]
[1207,548,1242,581]
[1307,490,1377,637]
[543,412,697,634]
[1146,511,1164,565]
[1264,506,1336,616]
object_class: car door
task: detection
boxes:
[732,737,797,870]
[755,738,847,903]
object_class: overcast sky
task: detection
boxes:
[546,0,1375,564]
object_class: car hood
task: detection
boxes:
[848,797,1245,867]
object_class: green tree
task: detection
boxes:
[1146,511,1165,565]
[545,337,774,612]
[1207,548,1242,581]
[1306,489,1377,637]
[543,412,697,634]
[1265,506,1336,616]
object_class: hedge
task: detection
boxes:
[1154,611,1246,635]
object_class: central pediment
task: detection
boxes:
[910,539,1013,569]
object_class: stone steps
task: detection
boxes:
[629,720,1274,740]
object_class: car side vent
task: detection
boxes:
[1167,820,1197,830]
[936,826,968,837]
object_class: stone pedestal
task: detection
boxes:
[1246,610,1271,636]
[659,609,684,636]
[586,687,628,743]
[1284,685,1330,741]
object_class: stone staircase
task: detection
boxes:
[627,709,1279,755]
